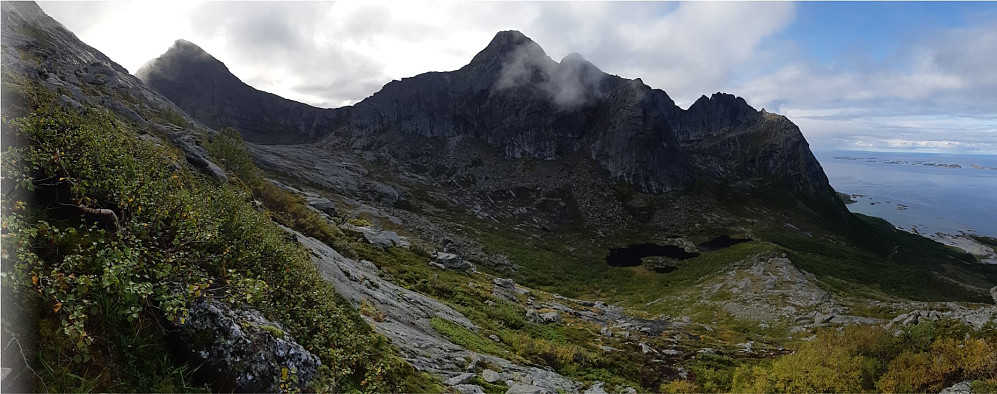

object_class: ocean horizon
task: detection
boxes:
[814,149,997,237]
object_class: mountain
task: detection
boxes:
[136,40,345,144]
[5,2,997,393]
[138,31,842,213]
[1,2,227,181]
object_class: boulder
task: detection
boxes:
[372,182,403,203]
[482,369,502,383]
[583,382,609,394]
[991,286,997,304]
[526,309,560,324]
[455,384,486,394]
[172,299,321,392]
[492,278,519,302]
[506,383,549,394]
[305,196,338,217]
[447,372,476,386]
[540,311,561,324]
[436,252,474,271]
[494,278,516,289]
[365,230,401,248]
[526,308,541,323]
[939,380,972,394]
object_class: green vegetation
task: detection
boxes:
[763,213,995,303]
[0,80,434,391]
[971,235,997,250]
[430,317,505,355]
[352,241,683,390]
[205,126,350,253]
[731,322,997,393]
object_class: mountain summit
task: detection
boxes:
[6,3,997,393]
[139,30,841,211]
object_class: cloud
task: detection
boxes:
[39,1,794,108]
[35,2,996,153]
[494,42,611,110]
[736,19,997,153]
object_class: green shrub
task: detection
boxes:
[205,126,348,252]
[0,81,430,391]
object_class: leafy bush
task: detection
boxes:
[730,324,997,394]
[205,126,348,252]
[0,82,428,391]
[660,379,700,393]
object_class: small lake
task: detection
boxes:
[605,243,699,267]
[696,236,750,252]
[606,236,752,271]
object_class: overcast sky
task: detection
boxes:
[38,1,997,154]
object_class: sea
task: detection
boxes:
[813,150,997,238]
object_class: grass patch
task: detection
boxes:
[430,317,505,356]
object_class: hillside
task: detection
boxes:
[3,2,997,393]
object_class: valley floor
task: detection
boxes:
[241,138,997,393]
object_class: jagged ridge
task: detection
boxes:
[139,30,843,212]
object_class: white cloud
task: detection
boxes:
[38,1,793,108]
[34,2,996,153]
[736,20,997,153]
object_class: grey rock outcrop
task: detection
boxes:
[482,369,502,383]
[890,306,996,330]
[305,194,339,218]
[173,299,321,392]
[493,278,520,302]
[455,384,487,394]
[939,380,972,394]
[506,383,551,394]
[583,382,609,394]
[447,372,476,386]
[288,227,580,392]
[526,308,560,324]
[340,222,406,248]
[435,252,474,271]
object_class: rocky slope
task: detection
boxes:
[0,2,227,182]
[6,2,997,392]
[139,31,844,212]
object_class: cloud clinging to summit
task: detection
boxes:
[38,1,997,153]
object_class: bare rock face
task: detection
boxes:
[139,30,845,213]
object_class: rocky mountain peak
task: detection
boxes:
[138,29,844,212]
[136,39,229,83]
[560,52,585,64]
[136,38,338,144]
[461,30,550,79]
[476,30,540,59]
[165,39,212,60]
